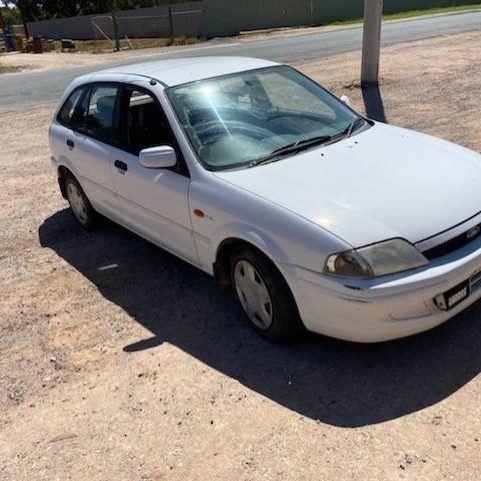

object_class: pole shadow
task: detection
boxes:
[39,209,481,427]
[362,82,388,123]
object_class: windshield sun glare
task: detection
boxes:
[167,66,364,171]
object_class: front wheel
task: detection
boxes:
[230,246,303,342]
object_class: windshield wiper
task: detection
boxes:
[248,134,332,168]
[340,117,366,139]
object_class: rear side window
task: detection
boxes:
[58,87,85,127]
[85,85,119,144]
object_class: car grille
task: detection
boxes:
[422,222,481,260]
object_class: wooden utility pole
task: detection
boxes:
[167,2,174,46]
[112,12,120,51]
[112,0,120,51]
[361,0,383,85]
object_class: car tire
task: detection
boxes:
[64,175,96,231]
[230,245,303,342]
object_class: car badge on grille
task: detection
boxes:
[466,225,481,240]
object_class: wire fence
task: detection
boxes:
[27,2,204,41]
[90,7,203,50]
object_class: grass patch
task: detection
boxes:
[0,65,22,74]
[384,2,481,20]
[74,36,200,54]
[0,57,22,74]
[330,2,481,26]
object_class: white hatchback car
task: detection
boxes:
[49,56,481,342]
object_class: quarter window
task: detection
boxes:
[58,87,85,127]
[71,89,88,130]
[85,85,119,143]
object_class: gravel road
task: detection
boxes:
[1,31,481,481]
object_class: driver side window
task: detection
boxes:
[122,88,175,155]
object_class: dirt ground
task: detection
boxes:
[0,50,120,73]
[2,31,481,481]
[0,36,206,75]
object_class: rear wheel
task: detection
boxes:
[65,176,96,230]
[230,246,303,341]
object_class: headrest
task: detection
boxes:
[96,95,116,116]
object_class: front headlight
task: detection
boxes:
[324,238,428,278]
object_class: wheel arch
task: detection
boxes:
[214,236,303,332]
[213,236,290,289]
[57,165,76,199]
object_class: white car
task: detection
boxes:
[49,56,481,342]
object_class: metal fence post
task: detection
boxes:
[361,0,383,85]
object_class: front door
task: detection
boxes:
[110,84,198,264]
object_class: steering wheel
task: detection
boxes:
[196,120,276,144]
[266,111,333,123]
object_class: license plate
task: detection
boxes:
[434,281,470,311]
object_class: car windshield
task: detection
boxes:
[167,65,365,171]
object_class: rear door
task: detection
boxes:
[110,84,198,264]
[66,84,121,218]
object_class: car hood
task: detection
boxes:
[214,123,481,247]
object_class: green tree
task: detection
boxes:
[39,0,113,18]
[9,0,40,36]
[4,0,193,24]
[0,4,21,25]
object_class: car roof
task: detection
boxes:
[89,56,279,87]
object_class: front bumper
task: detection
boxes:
[286,236,481,342]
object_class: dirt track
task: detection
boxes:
[1,31,481,481]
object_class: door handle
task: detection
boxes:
[66,139,74,149]
[114,160,128,172]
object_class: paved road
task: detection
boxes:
[1,10,480,111]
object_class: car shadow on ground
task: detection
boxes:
[39,209,481,428]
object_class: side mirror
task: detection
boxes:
[139,146,177,169]
[340,95,351,106]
